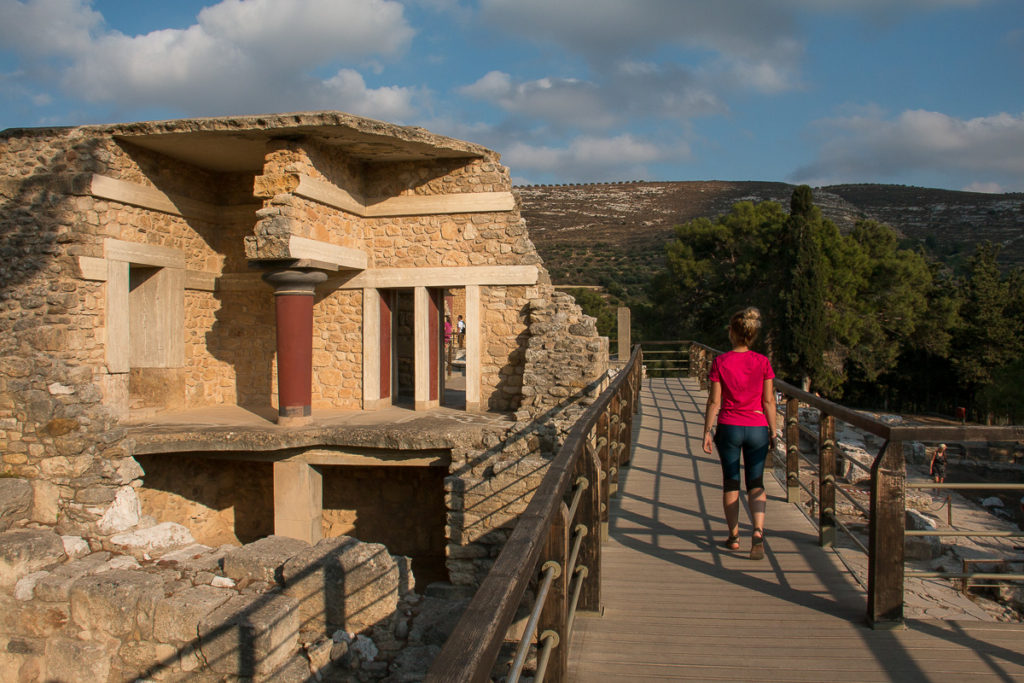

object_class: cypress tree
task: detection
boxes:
[777,186,827,391]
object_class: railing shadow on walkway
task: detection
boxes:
[572,376,1024,682]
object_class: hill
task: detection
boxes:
[516,181,1024,295]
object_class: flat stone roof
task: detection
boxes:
[125,402,515,456]
[2,110,497,172]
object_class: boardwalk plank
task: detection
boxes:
[568,377,1024,682]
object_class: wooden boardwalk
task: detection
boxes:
[568,377,1024,682]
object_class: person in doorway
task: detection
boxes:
[444,315,453,348]
[702,307,777,560]
[457,314,466,348]
[930,443,948,484]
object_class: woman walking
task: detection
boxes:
[702,307,777,560]
[930,443,947,484]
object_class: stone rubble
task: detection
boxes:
[794,410,1024,623]
[0,484,478,682]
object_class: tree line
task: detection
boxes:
[580,186,1024,423]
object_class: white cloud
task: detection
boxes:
[196,0,413,66]
[963,181,1005,194]
[2,0,419,120]
[502,133,689,182]
[478,0,799,64]
[0,0,103,56]
[460,72,614,131]
[460,63,727,135]
[793,109,1024,190]
[318,69,419,121]
[459,70,512,100]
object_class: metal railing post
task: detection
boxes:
[618,375,634,467]
[785,397,800,504]
[596,409,611,540]
[537,502,569,681]
[576,441,603,612]
[867,439,906,629]
[818,414,836,548]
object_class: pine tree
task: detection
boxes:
[952,243,1024,418]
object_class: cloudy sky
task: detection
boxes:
[1,0,1022,191]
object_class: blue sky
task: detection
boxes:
[1,0,1022,191]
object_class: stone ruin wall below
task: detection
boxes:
[0,119,610,680]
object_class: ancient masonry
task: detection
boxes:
[0,112,609,681]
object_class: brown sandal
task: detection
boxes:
[749,528,765,560]
[722,533,740,551]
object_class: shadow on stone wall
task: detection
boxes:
[0,132,141,531]
[135,455,274,544]
[205,288,277,412]
[445,374,606,586]
[487,304,530,412]
[122,535,411,681]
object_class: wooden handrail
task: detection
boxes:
[687,341,1023,628]
[426,345,643,681]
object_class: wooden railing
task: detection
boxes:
[688,343,1024,628]
[425,346,643,682]
[638,340,690,377]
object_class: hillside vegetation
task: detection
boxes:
[518,182,1024,421]
[518,181,1024,298]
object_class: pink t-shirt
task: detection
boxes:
[708,350,775,427]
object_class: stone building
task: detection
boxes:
[0,112,608,679]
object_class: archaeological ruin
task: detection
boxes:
[0,111,609,681]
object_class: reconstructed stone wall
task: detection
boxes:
[480,285,532,411]
[2,114,611,679]
[246,138,550,412]
[1,125,293,531]
[1,129,139,535]
[311,288,363,410]
[445,291,609,585]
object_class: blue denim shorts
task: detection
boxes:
[713,424,771,491]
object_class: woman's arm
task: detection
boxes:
[703,381,721,453]
[761,378,777,448]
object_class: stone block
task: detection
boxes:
[390,644,442,682]
[16,602,69,638]
[154,584,234,644]
[44,637,112,683]
[0,647,38,683]
[269,653,314,681]
[223,535,310,584]
[108,521,195,558]
[198,593,300,677]
[157,543,228,574]
[118,640,179,681]
[60,535,90,559]
[29,479,60,525]
[905,535,943,561]
[282,536,399,634]
[392,554,416,596]
[69,569,164,638]
[0,478,32,531]
[0,529,66,589]
[96,485,141,534]
[13,571,48,601]
[34,552,111,602]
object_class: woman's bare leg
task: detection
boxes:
[723,489,740,537]
[748,486,766,533]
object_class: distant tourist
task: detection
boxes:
[930,443,948,484]
[702,307,777,560]
[457,315,466,348]
[444,316,453,348]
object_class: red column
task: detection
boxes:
[262,269,327,426]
